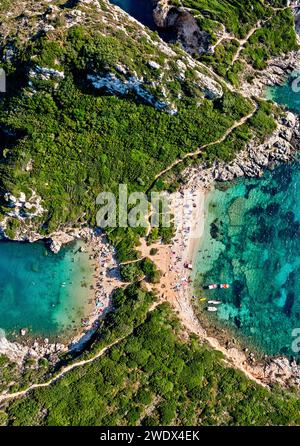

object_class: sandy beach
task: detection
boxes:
[2,179,300,388]
[67,229,125,351]
[136,187,208,337]
[135,183,295,388]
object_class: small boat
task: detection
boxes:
[220,283,230,289]
[208,300,222,305]
[208,284,218,290]
[199,297,207,302]
[207,306,218,312]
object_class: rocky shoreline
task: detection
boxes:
[1,0,300,391]
[239,50,300,99]
[184,109,300,189]
[2,68,300,389]
[180,75,300,388]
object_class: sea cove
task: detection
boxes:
[0,240,94,340]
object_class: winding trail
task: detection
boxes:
[229,4,295,67]
[197,5,292,69]
[230,22,263,65]
[0,77,259,408]
[211,32,236,52]
[148,99,258,191]
[0,299,161,404]
[147,2,293,190]
[1,2,296,405]
[0,337,127,403]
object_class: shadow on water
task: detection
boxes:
[60,0,80,9]
[109,0,177,42]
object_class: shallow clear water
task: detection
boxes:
[195,77,300,357]
[266,72,300,114]
[0,240,94,340]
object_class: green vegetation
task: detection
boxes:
[180,0,273,38]
[0,354,50,396]
[249,99,278,139]
[179,1,298,83]
[0,0,299,428]
[120,258,162,284]
[0,20,253,261]
[202,39,240,77]
[242,9,298,70]
[0,0,12,12]
[203,100,277,163]
[3,303,300,426]
[91,283,156,350]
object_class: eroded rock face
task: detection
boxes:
[3,191,44,220]
[153,1,211,56]
[0,330,67,366]
[87,73,177,114]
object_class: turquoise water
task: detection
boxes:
[0,240,94,340]
[266,72,300,114]
[195,77,300,357]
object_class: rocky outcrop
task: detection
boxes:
[262,357,300,387]
[3,190,44,220]
[216,113,300,181]
[0,329,67,365]
[47,228,83,253]
[87,73,178,115]
[29,66,65,81]
[49,239,62,254]
[239,49,300,98]
[0,190,45,241]
[153,1,212,56]
[185,111,300,189]
[213,344,300,388]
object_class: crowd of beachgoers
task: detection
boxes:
[69,229,123,350]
